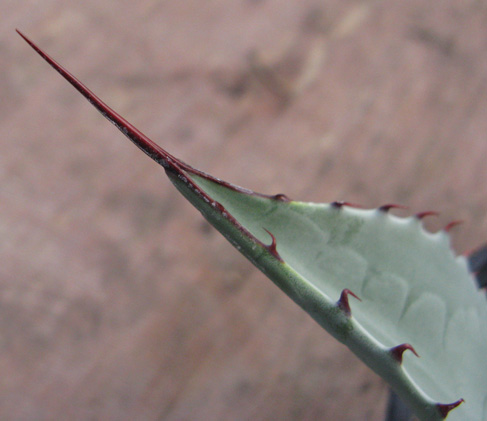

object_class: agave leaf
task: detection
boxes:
[18,31,487,420]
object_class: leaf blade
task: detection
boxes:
[19,30,487,420]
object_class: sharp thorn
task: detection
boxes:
[337,289,361,317]
[271,193,291,202]
[379,204,408,213]
[390,343,419,363]
[436,398,465,418]
[415,211,440,220]
[331,201,345,209]
[444,220,463,232]
[331,201,363,209]
[263,228,283,261]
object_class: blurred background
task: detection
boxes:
[3,1,487,419]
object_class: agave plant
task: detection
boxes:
[18,30,487,420]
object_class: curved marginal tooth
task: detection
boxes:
[331,201,346,209]
[443,220,463,232]
[436,398,465,418]
[378,204,408,213]
[390,343,419,363]
[263,228,283,261]
[337,289,361,317]
[271,193,291,202]
[331,201,363,209]
[415,211,440,220]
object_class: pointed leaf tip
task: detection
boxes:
[337,289,361,317]
[16,29,180,173]
[390,343,419,364]
[436,398,465,418]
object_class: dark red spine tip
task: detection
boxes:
[271,193,291,202]
[415,211,440,220]
[263,228,283,261]
[337,289,361,317]
[16,30,180,172]
[436,398,465,418]
[444,220,463,232]
[390,343,419,363]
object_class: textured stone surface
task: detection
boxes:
[3,1,487,419]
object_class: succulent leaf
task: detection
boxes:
[18,30,487,420]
